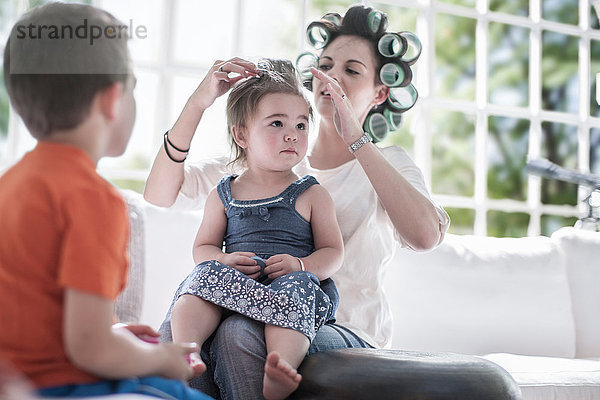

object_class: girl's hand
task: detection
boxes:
[264,254,302,280]
[310,67,365,146]
[220,251,261,279]
[189,58,258,111]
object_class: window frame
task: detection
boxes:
[2,0,598,237]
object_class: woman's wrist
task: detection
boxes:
[348,132,373,154]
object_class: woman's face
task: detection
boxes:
[312,35,387,124]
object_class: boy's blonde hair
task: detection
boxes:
[3,3,131,139]
[226,59,312,168]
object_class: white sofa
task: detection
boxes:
[119,190,600,400]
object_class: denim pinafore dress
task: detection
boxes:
[165,175,338,341]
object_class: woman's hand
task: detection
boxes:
[310,67,365,145]
[188,58,258,111]
[220,251,261,280]
[264,254,302,280]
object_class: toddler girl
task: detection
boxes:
[163,59,343,400]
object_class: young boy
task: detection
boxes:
[0,3,209,398]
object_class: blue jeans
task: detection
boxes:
[186,314,371,400]
[38,376,213,399]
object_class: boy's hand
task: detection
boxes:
[158,342,203,381]
[220,251,261,279]
[190,58,258,111]
[264,254,303,280]
[115,324,161,343]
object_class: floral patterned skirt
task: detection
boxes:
[170,261,336,341]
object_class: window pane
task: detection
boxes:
[0,0,19,47]
[592,3,600,30]
[540,121,578,206]
[542,0,577,25]
[438,0,475,8]
[0,0,20,166]
[488,22,529,107]
[487,211,529,237]
[541,214,578,236]
[170,75,231,162]
[489,0,528,16]
[487,116,529,200]
[432,110,475,196]
[542,31,578,114]
[99,69,160,172]
[240,0,302,60]
[108,178,145,194]
[97,0,161,64]
[590,40,600,118]
[435,13,476,101]
[307,0,356,23]
[591,128,600,174]
[372,3,418,33]
[173,0,236,65]
[446,208,474,235]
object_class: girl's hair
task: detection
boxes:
[226,58,312,168]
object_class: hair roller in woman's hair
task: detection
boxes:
[296,52,319,78]
[383,108,403,130]
[367,9,386,34]
[379,62,412,88]
[377,33,408,58]
[306,21,330,49]
[322,12,342,26]
[363,112,389,142]
[387,83,418,112]
[398,32,422,65]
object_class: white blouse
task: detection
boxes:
[177,145,449,348]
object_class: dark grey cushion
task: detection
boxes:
[291,348,522,400]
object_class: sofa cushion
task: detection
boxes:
[140,199,204,329]
[114,190,146,324]
[552,227,600,358]
[483,353,600,400]
[386,233,576,358]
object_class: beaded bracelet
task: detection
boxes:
[163,131,189,163]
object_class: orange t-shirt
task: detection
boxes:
[0,142,129,388]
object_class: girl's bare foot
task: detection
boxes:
[262,351,302,400]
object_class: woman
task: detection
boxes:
[145,5,449,399]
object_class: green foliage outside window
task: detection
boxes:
[541,121,578,206]
[431,110,475,197]
[487,211,529,238]
[445,208,475,235]
[435,13,476,102]
[489,0,528,16]
[542,0,578,26]
[541,215,578,237]
[487,116,529,201]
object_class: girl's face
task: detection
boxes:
[235,92,310,172]
[313,35,388,124]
